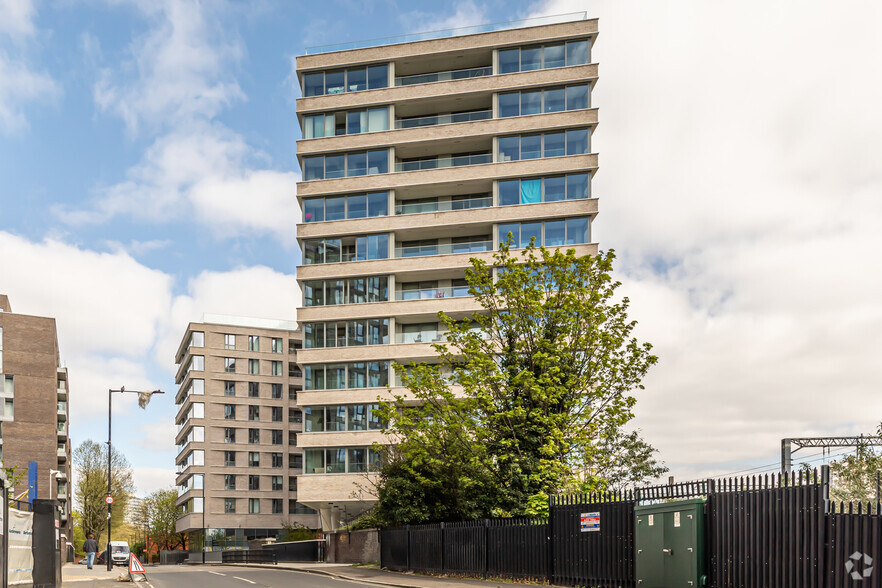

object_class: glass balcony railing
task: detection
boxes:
[306,12,587,54]
[395,153,491,172]
[395,286,472,301]
[395,331,447,344]
[395,109,492,129]
[394,240,492,258]
[395,195,491,215]
[395,66,492,87]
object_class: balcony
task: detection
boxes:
[57,387,66,400]
[395,195,491,215]
[395,153,491,172]
[395,65,491,87]
[57,448,67,462]
[395,109,491,129]
[57,402,67,421]
[57,423,67,440]
[395,285,471,301]
[394,240,492,258]
[395,330,446,344]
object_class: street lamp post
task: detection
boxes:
[48,469,62,501]
[106,386,163,571]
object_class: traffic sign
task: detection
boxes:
[129,554,146,574]
[104,496,114,505]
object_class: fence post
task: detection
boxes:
[406,525,410,572]
[547,494,554,584]
[440,522,445,574]
[483,519,489,579]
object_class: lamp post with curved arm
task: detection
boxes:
[106,386,164,571]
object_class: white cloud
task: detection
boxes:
[154,266,301,374]
[0,232,173,421]
[525,0,882,478]
[132,467,176,496]
[69,1,298,245]
[0,52,58,133]
[59,122,300,243]
[0,0,60,134]
[0,0,36,38]
[94,0,244,134]
[400,0,488,35]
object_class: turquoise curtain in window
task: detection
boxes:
[520,179,541,204]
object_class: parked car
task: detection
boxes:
[109,541,130,566]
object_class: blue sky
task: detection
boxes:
[3,0,882,495]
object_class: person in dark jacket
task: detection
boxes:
[83,534,99,569]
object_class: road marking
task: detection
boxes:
[233,577,257,584]
[208,571,226,576]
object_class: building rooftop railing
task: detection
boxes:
[305,12,587,55]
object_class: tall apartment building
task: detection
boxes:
[174,316,319,546]
[0,295,73,547]
[294,13,598,528]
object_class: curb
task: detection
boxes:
[215,563,462,588]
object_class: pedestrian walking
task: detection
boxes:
[83,534,99,569]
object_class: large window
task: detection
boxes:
[248,335,259,351]
[303,234,389,265]
[304,192,388,222]
[498,128,590,162]
[223,381,235,396]
[304,319,389,349]
[498,173,589,206]
[303,403,384,432]
[303,276,388,306]
[304,107,389,138]
[303,64,389,97]
[498,39,589,74]
[498,84,590,117]
[224,357,235,373]
[498,217,591,248]
[304,362,389,391]
[249,498,259,514]
[224,405,236,420]
[303,149,389,181]
[303,447,382,474]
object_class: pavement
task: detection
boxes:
[61,561,543,587]
[62,563,133,583]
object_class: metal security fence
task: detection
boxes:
[707,470,828,588]
[826,501,882,588]
[380,517,548,582]
[221,549,277,564]
[550,490,635,587]
[381,466,882,587]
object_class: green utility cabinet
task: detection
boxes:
[634,498,706,587]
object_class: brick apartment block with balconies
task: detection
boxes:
[0,295,73,549]
[294,12,598,529]
[174,316,320,548]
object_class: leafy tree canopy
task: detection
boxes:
[372,245,666,525]
[73,439,134,545]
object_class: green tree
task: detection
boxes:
[373,245,664,525]
[73,439,134,545]
[145,488,187,551]
[829,423,882,503]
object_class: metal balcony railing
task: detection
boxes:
[395,195,491,215]
[395,153,491,172]
[395,109,491,129]
[395,66,492,87]
[394,240,492,258]
[395,286,472,301]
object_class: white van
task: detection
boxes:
[109,541,130,566]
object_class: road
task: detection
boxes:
[63,565,368,588]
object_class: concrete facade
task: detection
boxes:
[0,295,73,551]
[293,15,599,528]
[173,317,320,545]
